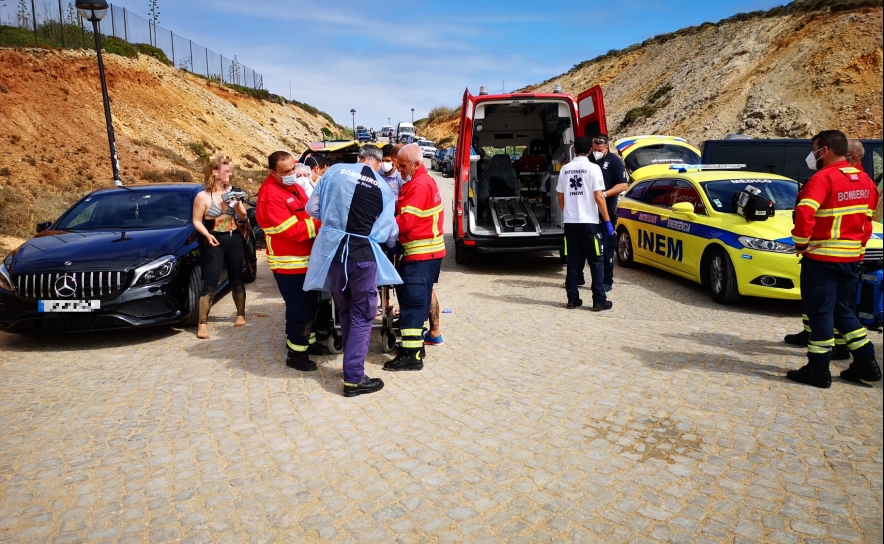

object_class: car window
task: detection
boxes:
[706,143,784,176]
[625,180,653,200]
[65,201,99,228]
[783,144,815,185]
[870,144,883,190]
[703,178,798,213]
[624,144,700,173]
[57,191,193,230]
[632,179,674,206]
[668,180,706,215]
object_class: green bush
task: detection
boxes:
[135,43,171,65]
[428,106,456,122]
[186,141,210,160]
[102,36,138,58]
[648,84,673,104]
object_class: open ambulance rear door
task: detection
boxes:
[453,88,474,242]
[576,85,607,138]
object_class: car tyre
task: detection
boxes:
[181,265,203,328]
[454,242,474,265]
[617,228,635,268]
[708,248,740,304]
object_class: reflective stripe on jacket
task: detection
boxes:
[255,174,321,274]
[792,161,878,262]
[396,165,446,261]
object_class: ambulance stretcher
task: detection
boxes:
[488,196,543,237]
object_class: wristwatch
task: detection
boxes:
[603,190,607,198]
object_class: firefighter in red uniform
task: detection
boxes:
[787,130,880,388]
[385,143,446,371]
[256,151,323,371]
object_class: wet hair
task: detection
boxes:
[203,151,232,190]
[268,151,293,172]
[358,144,383,163]
[812,130,848,157]
[381,144,394,158]
[574,136,592,156]
[304,154,327,170]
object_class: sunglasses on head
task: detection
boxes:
[592,138,607,145]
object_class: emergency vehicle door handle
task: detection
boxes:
[660,214,669,221]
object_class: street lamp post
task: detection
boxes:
[76,1,122,187]
[350,108,356,138]
[411,108,415,123]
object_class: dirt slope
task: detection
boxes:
[0,48,342,238]
[422,6,883,149]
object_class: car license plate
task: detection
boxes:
[38,300,100,313]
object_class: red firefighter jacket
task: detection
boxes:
[792,160,878,262]
[255,175,321,274]
[396,164,446,261]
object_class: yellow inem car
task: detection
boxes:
[615,167,884,304]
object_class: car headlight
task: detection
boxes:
[738,236,796,254]
[0,262,13,292]
[131,256,178,287]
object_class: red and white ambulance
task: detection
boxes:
[451,84,607,264]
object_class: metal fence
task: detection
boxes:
[0,0,263,89]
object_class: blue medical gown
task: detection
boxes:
[303,163,402,291]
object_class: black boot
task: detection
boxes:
[307,342,330,356]
[285,349,317,371]
[783,330,809,346]
[383,348,423,371]
[831,344,851,361]
[786,364,832,388]
[840,354,882,383]
[343,376,384,397]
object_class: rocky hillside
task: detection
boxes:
[0,48,344,238]
[421,2,883,148]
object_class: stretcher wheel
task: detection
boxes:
[381,330,397,353]
[327,333,343,354]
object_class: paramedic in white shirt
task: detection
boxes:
[556,136,615,311]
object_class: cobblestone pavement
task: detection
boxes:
[1,163,881,543]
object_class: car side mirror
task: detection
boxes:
[36,221,52,233]
[671,202,697,220]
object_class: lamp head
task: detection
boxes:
[76,0,108,21]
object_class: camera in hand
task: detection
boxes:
[733,185,774,222]
[221,189,247,215]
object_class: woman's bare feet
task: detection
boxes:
[197,324,210,339]
[234,316,247,327]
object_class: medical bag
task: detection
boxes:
[856,265,883,331]
[734,185,774,221]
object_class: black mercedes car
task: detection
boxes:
[0,184,257,333]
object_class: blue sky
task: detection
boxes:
[106,0,788,132]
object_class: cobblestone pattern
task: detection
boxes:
[0,165,881,543]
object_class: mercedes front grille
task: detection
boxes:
[14,271,127,300]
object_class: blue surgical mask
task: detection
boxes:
[281,174,298,185]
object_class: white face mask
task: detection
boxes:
[592,151,605,161]
[381,161,394,173]
[296,175,311,189]
[805,150,820,171]
[281,174,298,185]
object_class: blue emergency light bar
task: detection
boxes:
[669,164,747,172]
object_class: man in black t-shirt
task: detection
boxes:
[588,134,629,292]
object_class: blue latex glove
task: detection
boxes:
[604,220,615,236]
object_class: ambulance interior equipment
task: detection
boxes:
[453,85,606,263]
[466,100,579,238]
